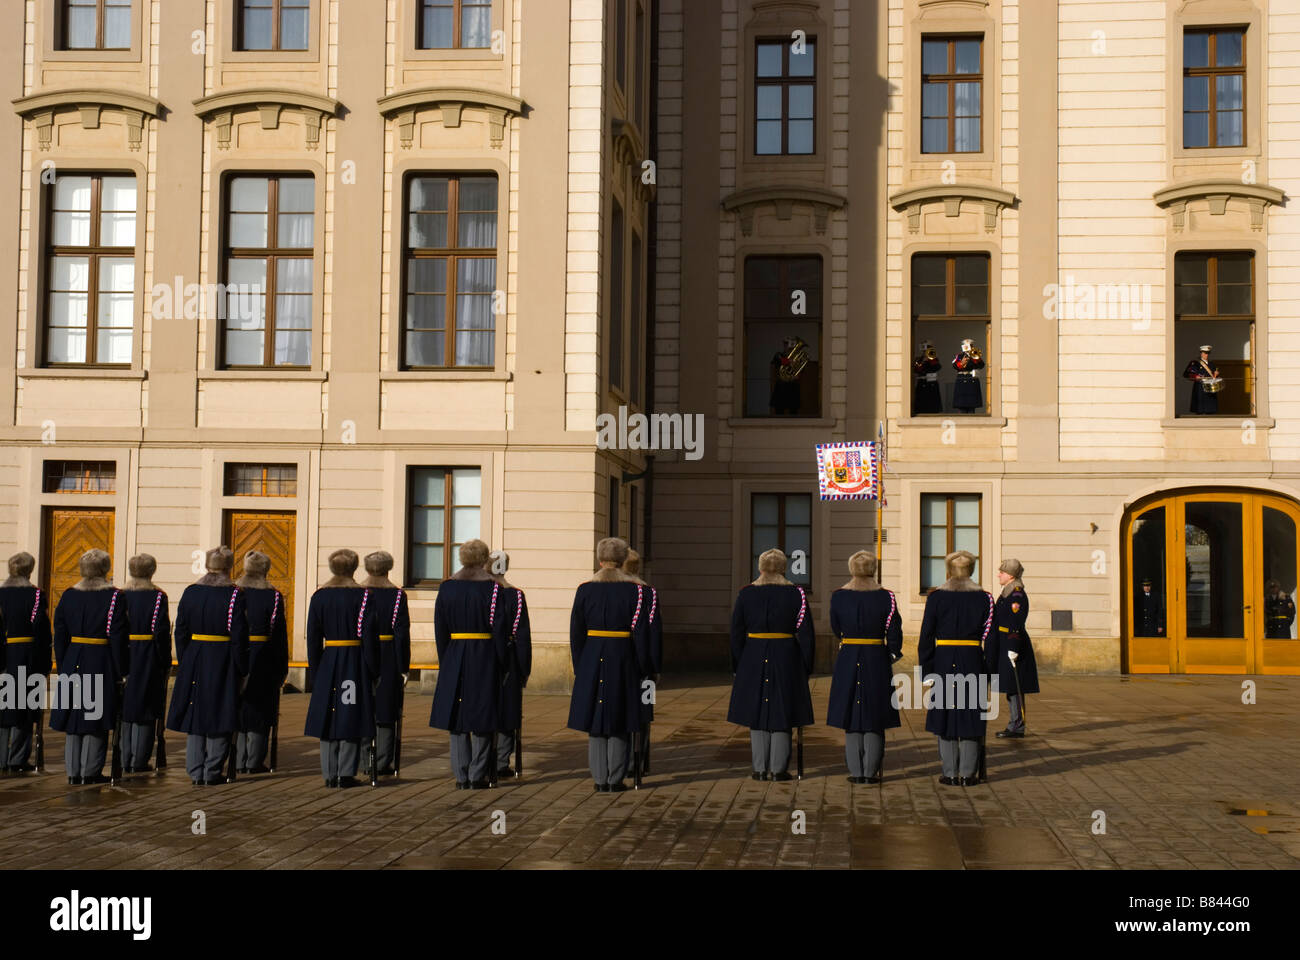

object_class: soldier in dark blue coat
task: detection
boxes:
[827,552,902,784]
[988,559,1039,739]
[305,549,381,788]
[120,554,171,774]
[918,550,995,786]
[361,551,410,777]
[166,547,251,785]
[50,549,129,785]
[623,549,662,778]
[431,539,509,788]
[0,552,52,773]
[1183,344,1221,415]
[234,551,288,774]
[490,550,531,780]
[568,537,653,792]
[1264,579,1296,639]
[727,549,815,781]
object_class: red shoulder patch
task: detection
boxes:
[1011,602,1021,613]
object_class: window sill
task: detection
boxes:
[1161,416,1273,429]
[897,416,1007,427]
[19,367,145,380]
[727,417,834,428]
[403,48,503,62]
[42,49,143,63]
[200,370,328,382]
[379,370,511,382]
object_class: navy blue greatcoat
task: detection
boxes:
[166,584,251,736]
[367,586,411,725]
[238,586,289,730]
[430,579,510,733]
[121,588,171,724]
[985,586,1039,696]
[0,583,52,728]
[495,586,532,731]
[567,579,654,736]
[51,585,131,735]
[304,584,381,740]
[727,583,815,731]
[826,588,903,733]
[917,584,994,739]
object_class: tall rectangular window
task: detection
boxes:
[608,476,620,538]
[751,493,811,587]
[921,494,981,591]
[46,174,136,366]
[403,175,497,368]
[418,0,491,49]
[61,0,132,50]
[1183,28,1245,148]
[755,38,816,155]
[911,253,990,415]
[1175,251,1254,417]
[609,200,625,391]
[222,175,314,369]
[630,231,643,404]
[408,467,481,585]
[634,3,646,126]
[615,0,628,91]
[744,256,821,418]
[237,0,310,51]
[921,35,982,153]
[629,484,638,550]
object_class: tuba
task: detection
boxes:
[777,337,810,382]
[923,345,937,361]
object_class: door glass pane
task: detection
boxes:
[1184,501,1243,638]
[1262,506,1297,639]
[1132,507,1166,637]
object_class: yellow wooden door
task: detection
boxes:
[224,511,296,641]
[1173,492,1252,674]
[42,507,115,613]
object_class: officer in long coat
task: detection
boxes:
[235,551,288,774]
[120,554,171,773]
[1136,579,1164,636]
[431,539,509,789]
[727,548,815,781]
[986,558,1039,739]
[490,550,531,780]
[0,552,52,773]
[1264,579,1296,639]
[622,549,662,779]
[305,549,380,788]
[166,547,251,785]
[51,549,129,784]
[361,550,410,777]
[827,551,902,784]
[918,550,995,786]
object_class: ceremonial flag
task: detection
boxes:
[816,441,883,501]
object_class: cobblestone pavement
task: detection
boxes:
[1,675,1297,869]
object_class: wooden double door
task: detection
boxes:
[1124,489,1300,675]
[224,510,297,641]
[42,507,115,612]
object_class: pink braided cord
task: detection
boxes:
[795,587,808,629]
[490,583,499,626]
[392,588,402,629]
[31,588,41,624]
[271,590,281,628]
[649,587,658,624]
[106,589,119,634]
[885,589,897,633]
[356,588,370,638]
[980,592,995,643]
[512,589,524,636]
[150,590,163,633]
[227,588,238,633]
[631,585,644,631]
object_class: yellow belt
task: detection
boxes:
[588,630,630,638]
[129,634,153,641]
[71,636,108,645]
[6,636,33,644]
[936,639,982,647]
[250,635,269,643]
[451,632,492,639]
[380,634,394,642]
[749,632,793,639]
[841,638,885,645]
[325,639,361,647]
[193,634,229,642]
[997,626,1009,633]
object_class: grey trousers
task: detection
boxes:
[1,724,33,767]
[186,734,231,782]
[64,733,107,778]
[124,721,155,770]
[236,726,269,770]
[1006,694,1026,732]
[937,737,980,778]
[496,730,515,773]
[845,731,885,778]
[320,739,362,780]
[450,732,493,784]
[375,724,396,769]
[588,734,629,786]
[750,729,793,775]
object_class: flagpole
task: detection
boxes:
[876,421,885,584]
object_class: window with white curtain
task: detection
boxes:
[407,467,482,585]
[418,0,491,49]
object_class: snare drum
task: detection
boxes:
[1201,376,1224,394]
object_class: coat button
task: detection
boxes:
[599,699,603,703]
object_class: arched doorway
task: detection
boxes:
[1123,488,1300,675]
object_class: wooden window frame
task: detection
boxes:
[753,36,818,157]
[42,460,117,494]
[59,0,131,51]
[911,252,991,416]
[223,462,299,497]
[236,0,311,52]
[406,467,481,587]
[920,34,984,155]
[1174,251,1256,418]
[44,172,136,368]
[1183,27,1246,150]
[743,254,824,419]
[920,493,982,593]
[417,0,493,50]
[751,492,812,587]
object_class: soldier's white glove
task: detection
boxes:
[1007,650,1019,665]
[401,672,410,687]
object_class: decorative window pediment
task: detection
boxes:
[612,117,654,203]
[377,86,525,150]
[917,0,990,16]
[721,185,846,235]
[1153,180,1286,233]
[193,88,341,150]
[889,183,1016,234]
[13,88,163,152]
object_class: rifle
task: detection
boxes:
[268,689,280,773]
[641,721,650,775]
[632,729,642,789]
[155,668,167,770]
[225,730,238,783]
[487,733,498,787]
[369,731,378,787]
[34,710,45,773]
[109,681,125,784]
[796,726,804,780]
[513,724,521,778]
[392,680,404,780]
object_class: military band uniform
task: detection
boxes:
[166,549,251,785]
[305,550,381,787]
[918,551,994,785]
[568,538,654,791]
[362,551,411,776]
[826,554,902,783]
[0,553,52,771]
[913,353,942,415]
[50,550,130,784]
[985,562,1038,737]
[727,550,815,780]
[120,555,171,773]
[1183,356,1220,415]
[235,553,288,773]
[952,351,985,413]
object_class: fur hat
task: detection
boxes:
[458,539,490,569]
[206,546,234,573]
[243,551,272,577]
[758,549,787,575]
[999,558,1024,579]
[328,549,359,578]
[7,552,35,579]
[79,549,112,580]
[848,550,876,579]
[364,550,394,576]
[596,537,630,567]
[623,549,642,576]
[128,553,157,579]
[945,550,976,580]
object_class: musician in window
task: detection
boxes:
[770,336,808,416]
[1182,344,1221,415]
[912,340,942,415]
[952,338,985,414]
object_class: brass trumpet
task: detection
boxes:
[777,337,810,383]
[964,345,983,362]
